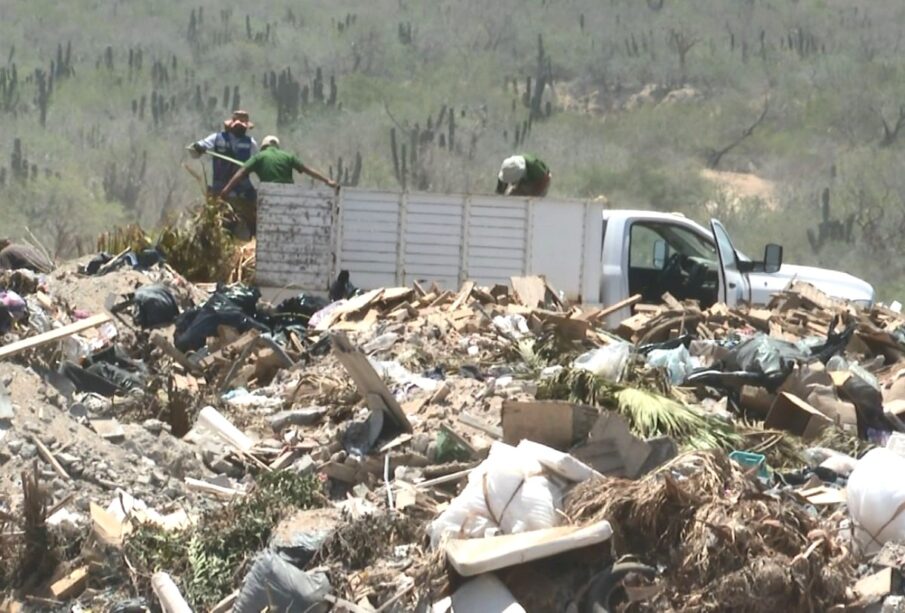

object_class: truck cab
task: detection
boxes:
[600,210,875,321]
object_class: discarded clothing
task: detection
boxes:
[60,361,123,397]
[80,249,165,276]
[133,284,179,328]
[234,550,331,613]
[0,290,26,332]
[174,305,268,353]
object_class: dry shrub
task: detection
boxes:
[565,452,854,612]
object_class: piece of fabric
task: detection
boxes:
[234,550,331,613]
[195,130,258,192]
[133,284,179,328]
[521,153,549,183]
[243,147,302,183]
[60,361,122,397]
[0,244,53,273]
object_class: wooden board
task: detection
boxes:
[332,332,412,433]
[595,294,643,320]
[448,281,476,312]
[510,275,547,308]
[50,566,89,599]
[539,314,589,341]
[0,313,112,360]
[445,520,613,577]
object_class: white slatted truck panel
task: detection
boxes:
[337,190,401,290]
[256,184,334,291]
[402,193,463,289]
[529,200,604,303]
[256,186,604,304]
[465,196,530,287]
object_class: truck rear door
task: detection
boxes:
[709,219,749,306]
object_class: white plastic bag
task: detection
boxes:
[493,315,530,340]
[573,342,632,382]
[429,442,563,547]
[646,345,695,385]
[847,448,905,554]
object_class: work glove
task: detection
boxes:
[188,143,205,159]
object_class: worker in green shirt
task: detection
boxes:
[218,135,338,236]
[495,154,552,197]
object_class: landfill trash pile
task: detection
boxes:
[4,256,905,611]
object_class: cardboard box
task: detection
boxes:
[765,392,832,439]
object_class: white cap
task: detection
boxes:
[498,155,527,184]
[261,135,280,149]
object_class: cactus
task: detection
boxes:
[0,64,19,113]
[34,68,52,127]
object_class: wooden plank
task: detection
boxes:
[510,275,547,308]
[151,333,202,375]
[661,293,683,310]
[332,333,412,433]
[49,566,89,600]
[0,313,112,360]
[539,314,589,341]
[198,330,260,369]
[458,412,502,439]
[595,294,643,320]
[31,436,70,481]
[445,521,613,577]
[853,568,898,607]
[448,281,476,312]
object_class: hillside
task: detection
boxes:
[3,0,905,297]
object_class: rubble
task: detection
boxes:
[4,256,905,611]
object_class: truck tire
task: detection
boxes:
[584,562,657,613]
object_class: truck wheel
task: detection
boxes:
[584,562,657,613]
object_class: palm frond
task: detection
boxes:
[539,368,742,451]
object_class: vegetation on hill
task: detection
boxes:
[3,0,905,297]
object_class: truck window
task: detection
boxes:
[629,225,664,269]
[628,221,719,307]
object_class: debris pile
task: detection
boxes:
[3,260,905,611]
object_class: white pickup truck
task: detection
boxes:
[256,185,874,322]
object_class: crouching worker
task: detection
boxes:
[496,154,551,197]
[218,135,338,236]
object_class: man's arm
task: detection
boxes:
[189,132,218,158]
[218,166,252,199]
[296,162,338,189]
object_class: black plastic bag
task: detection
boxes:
[174,306,269,353]
[133,284,179,328]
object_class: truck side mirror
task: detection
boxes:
[764,243,783,273]
[653,239,668,269]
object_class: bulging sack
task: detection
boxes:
[429,441,586,547]
[847,448,905,555]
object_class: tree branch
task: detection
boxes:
[707,95,770,169]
